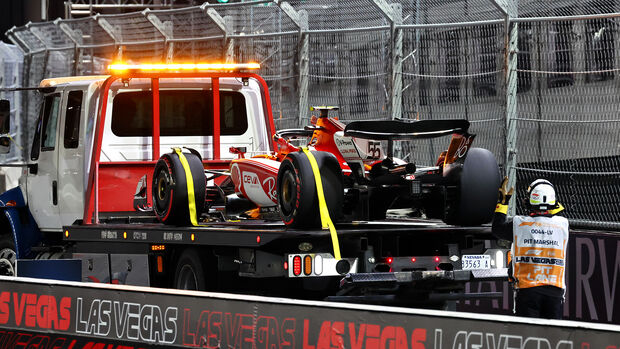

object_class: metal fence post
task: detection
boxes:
[6,27,34,158]
[298,10,309,124]
[391,4,403,121]
[57,19,81,76]
[96,15,123,61]
[201,5,231,63]
[277,1,308,124]
[223,16,235,63]
[144,9,174,63]
[25,23,50,78]
[491,0,518,214]
[370,0,403,121]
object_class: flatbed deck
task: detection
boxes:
[64,218,493,248]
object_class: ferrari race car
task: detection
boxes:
[151,107,501,228]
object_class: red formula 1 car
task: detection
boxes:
[152,107,500,228]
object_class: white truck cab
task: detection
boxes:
[19,70,273,232]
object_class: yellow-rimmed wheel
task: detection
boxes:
[276,151,343,228]
[152,151,206,225]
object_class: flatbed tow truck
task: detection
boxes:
[0,63,507,310]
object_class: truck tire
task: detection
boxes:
[0,234,16,276]
[173,248,207,291]
[277,151,343,228]
[445,147,500,226]
[153,151,206,225]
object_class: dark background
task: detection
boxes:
[0,0,65,43]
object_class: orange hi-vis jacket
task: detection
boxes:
[511,215,569,290]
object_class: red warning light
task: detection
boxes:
[411,257,417,263]
[256,235,261,244]
[434,256,440,262]
[292,256,302,276]
[387,257,393,264]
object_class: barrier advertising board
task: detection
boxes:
[0,276,618,349]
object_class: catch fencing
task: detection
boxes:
[4,0,620,229]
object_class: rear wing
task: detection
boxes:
[344,119,469,140]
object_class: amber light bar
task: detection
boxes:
[108,62,260,72]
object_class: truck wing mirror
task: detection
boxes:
[0,99,10,135]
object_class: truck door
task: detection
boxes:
[57,90,84,226]
[27,92,63,231]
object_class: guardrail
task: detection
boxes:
[0,275,618,348]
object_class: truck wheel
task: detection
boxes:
[173,249,206,291]
[445,147,500,226]
[0,234,16,276]
[277,151,343,228]
[152,151,206,225]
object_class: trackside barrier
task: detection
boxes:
[459,229,620,324]
[0,276,618,349]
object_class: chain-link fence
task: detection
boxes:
[4,0,620,229]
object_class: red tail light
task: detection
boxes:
[292,256,302,276]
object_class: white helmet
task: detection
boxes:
[527,179,558,211]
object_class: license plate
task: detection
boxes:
[461,255,491,270]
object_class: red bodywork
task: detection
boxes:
[231,111,476,210]
[83,71,275,224]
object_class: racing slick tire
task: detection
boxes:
[173,248,207,291]
[152,151,206,225]
[446,147,500,226]
[277,151,343,228]
[0,234,16,276]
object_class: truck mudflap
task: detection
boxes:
[0,276,618,348]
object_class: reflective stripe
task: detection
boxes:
[174,148,199,227]
[301,147,341,260]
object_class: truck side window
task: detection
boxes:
[41,94,61,151]
[64,91,83,149]
[30,113,43,161]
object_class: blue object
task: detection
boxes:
[17,259,81,282]
[0,186,41,259]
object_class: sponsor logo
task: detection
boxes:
[514,256,564,266]
[519,221,564,230]
[262,177,277,202]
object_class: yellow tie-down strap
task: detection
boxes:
[174,148,199,227]
[301,147,341,260]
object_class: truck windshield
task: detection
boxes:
[111,90,248,137]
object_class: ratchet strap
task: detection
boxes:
[301,147,341,260]
[174,148,199,226]
[495,203,508,215]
